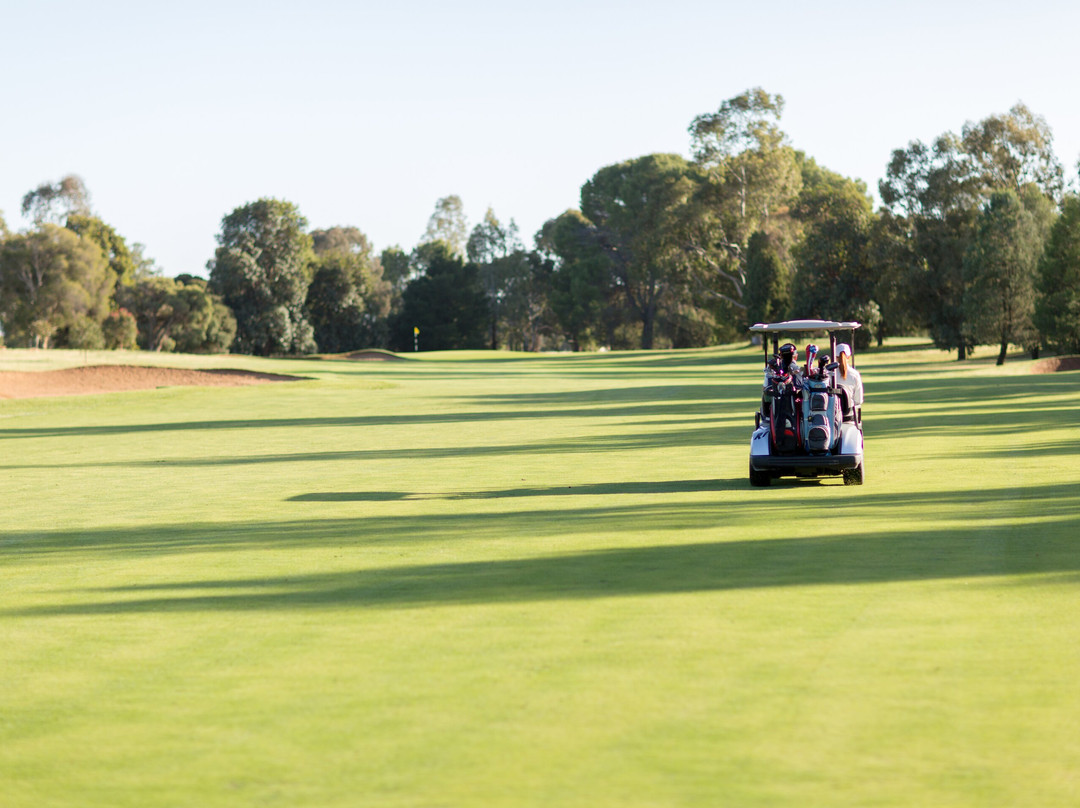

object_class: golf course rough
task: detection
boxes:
[1,344,1078,807]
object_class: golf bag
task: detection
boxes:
[801,378,840,454]
[768,381,801,455]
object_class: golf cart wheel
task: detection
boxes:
[843,462,864,486]
[749,462,771,487]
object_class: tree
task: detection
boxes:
[493,250,552,351]
[305,228,392,352]
[169,276,237,354]
[421,195,468,257]
[960,103,1064,201]
[537,210,612,351]
[0,224,115,348]
[963,190,1045,364]
[685,89,803,316]
[467,208,524,349]
[1035,195,1080,354]
[21,175,92,225]
[880,103,1063,359]
[743,230,791,327]
[580,153,699,349]
[391,242,488,351]
[208,198,316,355]
[790,167,876,341]
[380,246,412,297]
[881,134,984,359]
[115,275,235,353]
[102,308,139,350]
[65,214,140,287]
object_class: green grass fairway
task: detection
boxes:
[3,343,1079,806]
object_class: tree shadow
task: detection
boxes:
[6,479,1079,597]
[289,479,739,502]
[10,511,1079,617]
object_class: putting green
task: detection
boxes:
[2,343,1078,806]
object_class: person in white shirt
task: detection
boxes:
[834,343,863,419]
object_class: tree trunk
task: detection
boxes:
[640,308,655,349]
[997,338,1008,366]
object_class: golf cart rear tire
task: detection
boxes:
[749,462,771,487]
[843,462,864,486]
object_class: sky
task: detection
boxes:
[2,0,1079,277]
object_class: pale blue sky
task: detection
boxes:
[2,0,1078,276]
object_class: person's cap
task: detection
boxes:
[836,343,852,357]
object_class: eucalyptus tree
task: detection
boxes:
[536,209,612,351]
[65,214,140,287]
[790,165,876,338]
[0,224,114,348]
[962,189,1046,364]
[21,175,91,225]
[580,153,700,349]
[306,226,392,352]
[685,88,802,317]
[391,241,488,351]
[208,198,316,355]
[421,195,468,258]
[116,274,236,353]
[742,230,790,328]
[467,208,523,349]
[1035,195,1080,354]
[880,103,1063,359]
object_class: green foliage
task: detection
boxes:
[880,104,1063,359]
[208,198,316,356]
[963,190,1044,364]
[390,242,488,351]
[685,89,803,321]
[1035,195,1080,353]
[581,153,700,349]
[102,308,139,350]
[960,103,1064,201]
[0,224,115,348]
[379,245,411,297]
[466,208,526,349]
[493,250,553,351]
[305,233,392,353]
[791,168,875,345]
[20,174,91,225]
[421,195,468,258]
[65,213,140,287]
[169,276,238,354]
[537,210,612,350]
[116,275,236,353]
[743,230,790,327]
[64,315,106,349]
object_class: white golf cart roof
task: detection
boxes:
[749,319,861,333]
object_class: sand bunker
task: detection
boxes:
[1030,356,1080,374]
[0,365,308,400]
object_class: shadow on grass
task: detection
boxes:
[10,517,1080,617]
[289,479,735,502]
[5,481,1080,617]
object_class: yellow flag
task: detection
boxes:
[413,326,420,336]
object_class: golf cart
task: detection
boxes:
[748,319,864,486]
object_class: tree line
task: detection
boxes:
[3,89,1080,362]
